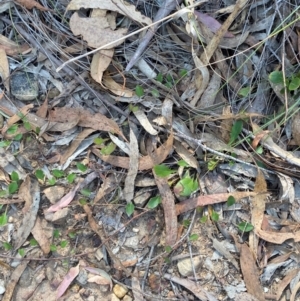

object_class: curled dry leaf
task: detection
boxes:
[67,0,152,25]
[124,127,139,203]
[133,108,158,135]
[102,75,134,97]
[292,112,300,146]
[0,49,9,92]
[90,49,114,85]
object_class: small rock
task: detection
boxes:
[133,189,151,207]
[10,71,39,101]
[124,236,139,248]
[113,284,128,299]
[177,256,202,277]
[52,207,70,224]
[123,295,133,301]
[111,294,120,301]
[76,269,88,286]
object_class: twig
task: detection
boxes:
[125,0,184,71]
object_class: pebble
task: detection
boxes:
[10,71,39,101]
[113,284,128,299]
[177,256,202,277]
[123,295,133,301]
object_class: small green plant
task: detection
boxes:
[269,70,300,93]
[229,120,243,146]
[53,229,60,239]
[3,242,12,250]
[76,162,87,172]
[52,169,64,178]
[226,196,236,207]
[100,142,116,155]
[211,210,219,222]
[165,245,172,253]
[18,248,25,257]
[35,169,45,180]
[80,189,91,197]
[153,164,175,178]
[189,234,199,241]
[200,215,208,223]
[125,202,135,217]
[50,244,57,252]
[0,212,8,226]
[173,172,198,197]
[79,198,87,205]
[238,222,254,232]
[135,85,144,97]
[147,196,161,209]
[30,239,38,246]
[67,173,76,184]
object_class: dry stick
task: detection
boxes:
[125,0,183,71]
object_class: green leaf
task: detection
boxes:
[35,169,45,180]
[14,134,23,141]
[68,232,76,239]
[151,89,159,98]
[35,127,40,134]
[189,234,199,241]
[165,245,172,253]
[229,120,243,145]
[153,164,175,178]
[147,196,161,209]
[207,159,219,171]
[166,74,173,83]
[182,219,190,228]
[125,202,135,217]
[52,169,64,178]
[18,248,25,257]
[269,71,284,84]
[48,177,56,186]
[79,198,87,205]
[238,222,254,232]
[50,244,57,252]
[289,77,300,91]
[11,171,19,182]
[94,137,104,145]
[174,176,198,197]
[81,189,91,197]
[177,160,189,167]
[8,182,18,194]
[129,104,139,112]
[179,69,188,78]
[227,196,236,207]
[30,239,38,246]
[255,145,263,154]
[53,229,60,238]
[0,213,8,226]
[156,73,163,83]
[135,85,144,97]
[0,190,8,198]
[60,240,68,248]
[3,242,12,250]
[76,162,87,172]
[0,140,10,147]
[100,142,116,155]
[23,121,31,131]
[200,216,207,223]
[211,211,219,222]
[67,173,76,184]
[7,125,18,135]
[238,86,251,97]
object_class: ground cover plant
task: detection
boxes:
[0,0,300,300]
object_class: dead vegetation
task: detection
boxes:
[1,0,300,300]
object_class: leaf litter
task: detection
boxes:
[1,0,300,300]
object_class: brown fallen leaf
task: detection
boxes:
[240,243,265,301]
[175,191,257,215]
[2,261,28,301]
[93,132,173,170]
[60,128,97,165]
[31,217,53,254]
[14,0,51,11]
[13,176,40,250]
[56,263,80,299]
[91,49,114,85]
[48,107,125,139]
[124,127,139,203]
[0,49,10,92]
[275,268,300,300]
[153,171,178,246]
